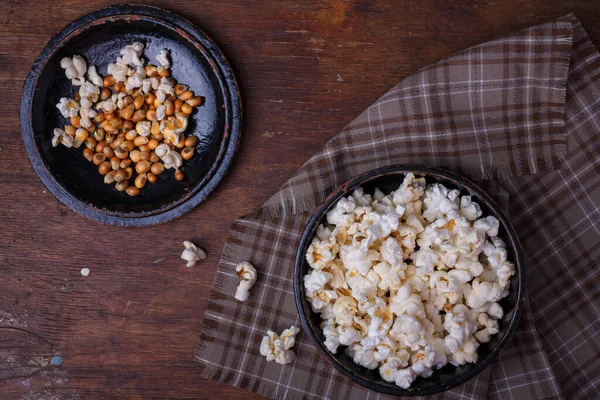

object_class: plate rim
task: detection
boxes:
[20,4,242,227]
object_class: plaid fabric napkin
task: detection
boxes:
[196,14,600,399]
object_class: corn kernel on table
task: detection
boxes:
[1,1,600,398]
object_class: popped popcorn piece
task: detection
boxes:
[180,240,206,267]
[486,302,504,320]
[60,55,87,85]
[379,350,411,382]
[235,262,257,302]
[304,270,332,295]
[474,312,500,343]
[156,145,183,170]
[87,65,103,87]
[392,173,425,206]
[80,268,90,277]
[373,261,404,291]
[120,42,145,66]
[107,58,130,82]
[78,81,99,101]
[96,98,117,113]
[423,183,459,222]
[322,319,340,353]
[411,345,435,376]
[390,284,424,317]
[260,325,300,365]
[339,322,366,346]
[156,104,167,121]
[51,128,73,148]
[326,197,356,227]
[346,343,378,369]
[156,48,171,68]
[136,121,151,137]
[459,196,482,221]
[340,245,379,275]
[156,77,175,102]
[79,107,97,129]
[325,259,347,289]
[304,175,515,389]
[56,98,80,118]
[154,143,170,158]
[309,289,337,312]
[126,66,146,91]
[395,367,417,389]
[141,78,153,94]
[332,295,358,326]
[475,216,500,237]
[366,299,393,337]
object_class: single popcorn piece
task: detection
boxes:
[155,143,183,169]
[56,98,80,118]
[154,143,170,158]
[260,325,300,365]
[79,81,99,100]
[96,98,117,113]
[304,175,514,389]
[107,58,130,82]
[79,107,97,129]
[156,48,171,68]
[136,121,152,137]
[156,77,175,102]
[235,262,257,302]
[162,149,183,170]
[156,104,167,121]
[60,55,87,85]
[141,78,153,94]
[125,66,146,91]
[86,66,103,87]
[120,42,145,66]
[51,128,73,148]
[180,240,206,267]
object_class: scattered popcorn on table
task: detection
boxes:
[235,262,257,302]
[180,241,206,267]
[304,174,515,389]
[260,325,300,365]
[80,268,90,277]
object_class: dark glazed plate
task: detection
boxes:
[294,165,525,396]
[21,5,242,226]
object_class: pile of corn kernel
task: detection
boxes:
[52,43,202,197]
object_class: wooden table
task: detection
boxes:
[1,1,599,398]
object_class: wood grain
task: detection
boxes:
[0,1,599,398]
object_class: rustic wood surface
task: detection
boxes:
[1,1,599,398]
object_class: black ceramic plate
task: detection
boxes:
[21,5,241,226]
[295,165,525,396]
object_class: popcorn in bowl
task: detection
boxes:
[303,173,514,389]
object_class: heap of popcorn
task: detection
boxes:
[304,174,514,388]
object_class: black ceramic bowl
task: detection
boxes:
[21,5,241,226]
[294,165,525,396]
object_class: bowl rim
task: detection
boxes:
[20,4,242,227]
[294,164,526,396]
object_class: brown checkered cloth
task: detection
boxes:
[196,14,600,399]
